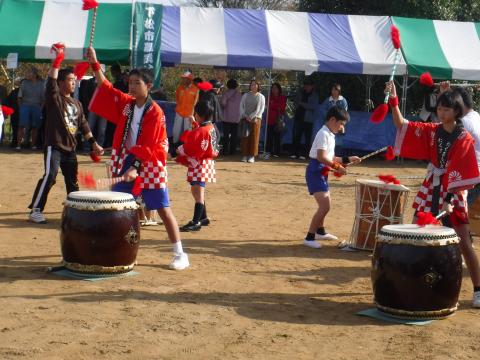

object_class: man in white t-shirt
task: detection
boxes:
[303,107,361,248]
[454,87,480,206]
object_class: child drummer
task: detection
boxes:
[386,80,480,308]
[86,47,189,271]
[304,106,361,248]
[176,100,219,232]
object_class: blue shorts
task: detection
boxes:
[190,181,206,188]
[19,104,42,128]
[112,154,170,210]
[305,158,329,194]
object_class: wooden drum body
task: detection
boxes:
[349,179,410,250]
[60,191,140,274]
[371,224,462,319]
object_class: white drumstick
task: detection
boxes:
[346,146,389,166]
[96,176,124,189]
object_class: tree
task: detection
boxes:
[298,0,480,21]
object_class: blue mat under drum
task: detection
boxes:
[356,308,436,325]
[48,267,139,282]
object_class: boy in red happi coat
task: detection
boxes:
[176,100,219,232]
[86,47,189,270]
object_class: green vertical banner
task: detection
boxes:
[133,3,163,87]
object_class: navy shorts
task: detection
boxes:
[190,181,206,188]
[305,158,329,194]
[19,104,42,128]
[112,154,170,210]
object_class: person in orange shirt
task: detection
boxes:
[173,71,199,154]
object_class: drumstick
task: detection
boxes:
[435,211,447,220]
[346,146,389,166]
[96,176,126,189]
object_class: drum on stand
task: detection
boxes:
[60,191,140,274]
[348,179,410,250]
[372,224,462,319]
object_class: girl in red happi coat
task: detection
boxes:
[176,100,219,232]
[386,80,480,308]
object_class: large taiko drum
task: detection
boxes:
[60,191,140,274]
[348,179,410,250]
[372,224,462,319]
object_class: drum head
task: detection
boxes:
[64,191,138,210]
[378,224,458,246]
[356,178,410,192]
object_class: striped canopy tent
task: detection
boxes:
[0,0,131,63]
[393,17,480,80]
[160,7,407,75]
[0,1,407,76]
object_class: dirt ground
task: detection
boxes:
[1,149,480,360]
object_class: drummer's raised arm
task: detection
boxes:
[386,80,406,129]
[86,47,106,87]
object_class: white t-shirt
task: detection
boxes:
[309,125,335,160]
[462,109,480,167]
[125,104,145,150]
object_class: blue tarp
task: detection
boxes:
[157,101,396,153]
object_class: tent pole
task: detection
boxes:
[263,68,272,157]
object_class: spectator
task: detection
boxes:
[79,76,107,151]
[193,77,203,87]
[419,87,439,122]
[322,83,348,111]
[239,79,265,163]
[17,66,45,150]
[265,82,287,159]
[173,71,199,152]
[220,79,242,155]
[4,78,20,148]
[151,83,168,101]
[111,64,128,93]
[0,83,7,104]
[290,77,318,160]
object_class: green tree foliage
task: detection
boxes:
[298,1,480,21]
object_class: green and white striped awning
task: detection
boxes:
[393,17,480,80]
[0,0,132,63]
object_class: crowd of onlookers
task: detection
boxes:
[171,73,350,163]
[0,65,351,163]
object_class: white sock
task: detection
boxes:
[173,241,183,254]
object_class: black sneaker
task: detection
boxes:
[200,218,210,226]
[180,221,201,232]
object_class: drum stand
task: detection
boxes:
[343,182,410,251]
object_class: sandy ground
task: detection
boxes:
[1,149,480,360]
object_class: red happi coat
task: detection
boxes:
[394,120,480,218]
[89,80,169,189]
[177,121,219,183]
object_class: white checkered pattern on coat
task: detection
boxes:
[413,178,468,216]
[111,148,168,189]
[187,159,216,183]
[139,161,168,189]
[110,148,127,176]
